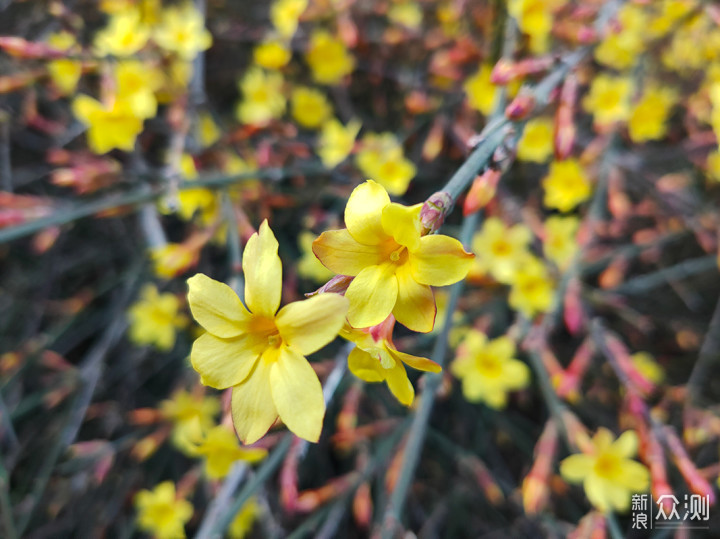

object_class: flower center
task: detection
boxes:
[593,453,620,479]
[388,245,408,264]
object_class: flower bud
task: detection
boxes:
[420,191,453,233]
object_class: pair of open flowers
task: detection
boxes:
[186,181,474,444]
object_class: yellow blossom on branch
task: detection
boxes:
[306,30,355,85]
[542,159,592,212]
[134,481,193,539]
[342,316,441,405]
[254,39,292,70]
[628,86,677,143]
[153,3,212,60]
[291,86,332,129]
[317,118,361,168]
[127,284,188,351]
[583,74,633,127]
[463,64,498,115]
[517,117,554,163]
[313,180,474,332]
[451,330,530,409]
[297,231,335,282]
[236,66,286,126]
[355,132,416,195]
[115,60,163,119]
[470,217,532,283]
[508,256,554,317]
[190,425,267,479]
[159,389,220,454]
[72,95,145,154]
[543,215,580,270]
[94,8,150,57]
[559,428,650,513]
[187,221,349,444]
[271,0,308,39]
[229,498,260,539]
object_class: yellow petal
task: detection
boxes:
[593,428,615,452]
[498,359,530,390]
[313,229,384,276]
[584,475,614,513]
[231,357,278,444]
[243,220,282,317]
[187,273,250,337]
[72,94,102,123]
[614,460,649,492]
[393,263,435,333]
[384,361,414,406]
[345,180,391,245]
[348,346,385,382]
[390,349,441,373]
[276,293,349,354]
[410,234,475,286]
[559,454,593,483]
[345,263,398,328]
[380,202,422,251]
[611,430,638,458]
[190,332,262,389]
[269,346,325,442]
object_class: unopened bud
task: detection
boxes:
[491,56,554,84]
[554,73,578,159]
[420,191,453,233]
[307,274,353,297]
[463,169,500,216]
[505,91,536,120]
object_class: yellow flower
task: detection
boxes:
[191,425,267,479]
[72,95,144,154]
[451,331,530,409]
[388,1,424,30]
[508,256,554,317]
[135,481,193,539]
[508,0,564,53]
[306,30,355,85]
[236,67,286,126]
[313,180,474,332]
[254,39,292,70]
[115,60,163,119]
[271,0,308,38]
[153,3,212,60]
[48,59,82,95]
[187,222,349,444]
[594,4,647,70]
[297,231,334,282]
[543,215,579,270]
[355,133,416,195]
[517,117,554,163]
[630,352,664,385]
[463,64,498,115]
[318,118,361,168]
[542,159,592,212]
[94,8,150,57]
[470,217,532,283]
[159,389,220,454]
[196,112,220,148]
[628,86,677,143]
[229,498,260,539]
[342,316,441,406]
[559,428,650,513]
[583,74,633,127]
[128,284,188,351]
[151,243,198,279]
[291,86,332,129]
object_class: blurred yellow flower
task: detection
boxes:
[630,352,665,385]
[508,0,563,53]
[191,425,267,479]
[115,60,163,119]
[306,30,355,85]
[543,215,579,270]
[388,0,424,30]
[159,389,220,454]
[542,159,591,212]
[135,481,193,539]
[560,428,650,513]
[517,117,554,163]
[271,0,308,38]
[470,217,532,283]
[451,331,530,409]
[583,74,633,127]
[229,498,260,539]
[628,86,677,143]
[236,67,286,126]
[318,118,361,168]
[355,132,416,195]
[313,180,474,332]
[94,8,150,57]
[254,39,292,70]
[297,231,334,282]
[342,316,441,405]
[594,4,647,70]
[151,243,198,280]
[463,64,498,115]
[128,284,188,351]
[508,256,554,317]
[72,95,144,154]
[187,222,349,443]
[196,112,221,148]
[153,3,212,60]
[291,86,332,129]
[48,59,82,95]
